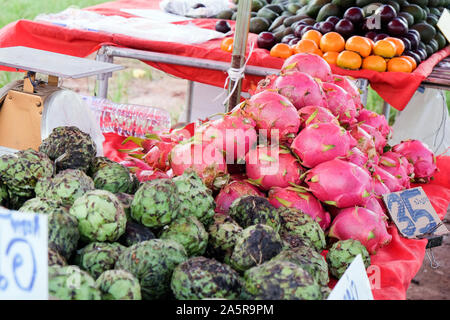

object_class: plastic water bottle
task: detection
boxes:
[81,96,171,138]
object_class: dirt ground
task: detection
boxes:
[62,54,450,301]
[406,209,450,300]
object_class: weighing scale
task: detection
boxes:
[0,46,124,153]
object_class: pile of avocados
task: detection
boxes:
[216,0,449,59]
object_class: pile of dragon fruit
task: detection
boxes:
[122,53,438,256]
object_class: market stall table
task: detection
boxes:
[0,0,449,300]
[0,0,449,111]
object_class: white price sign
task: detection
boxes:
[0,208,48,300]
[327,254,374,300]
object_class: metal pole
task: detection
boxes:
[227,0,252,111]
[356,78,369,107]
[104,46,279,76]
[185,80,194,123]
[382,101,391,120]
[95,47,113,99]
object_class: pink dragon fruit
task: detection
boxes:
[290,122,357,168]
[331,75,362,111]
[245,145,304,191]
[274,72,328,110]
[357,109,391,138]
[250,74,277,95]
[345,147,369,167]
[379,151,414,189]
[143,140,176,171]
[359,123,387,154]
[120,157,154,171]
[349,125,378,162]
[371,164,404,192]
[321,82,358,127]
[372,177,390,197]
[268,187,331,230]
[305,158,373,208]
[214,180,264,214]
[364,196,389,225]
[298,105,339,129]
[392,140,437,182]
[329,206,392,254]
[242,90,300,145]
[197,114,258,162]
[135,169,170,182]
[281,53,332,82]
[170,140,227,188]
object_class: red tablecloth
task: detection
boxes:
[0,0,448,111]
[103,132,450,300]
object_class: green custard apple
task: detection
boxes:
[278,207,326,252]
[48,265,101,300]
[35,169,94,206]
[39,126,97,172]
[115,239,187,300]
[69,190,126,242]
[230,224,284,272]
[171,256,242,300]
[131,179,180,228]
[96,269,141,300]
[173,171,215,226]
[229,196,281,233]
[159,216,208,257]
[242,260,323,300]
[326,239,371,279]
[74,242,126,279]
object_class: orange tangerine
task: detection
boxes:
[293,39,319,54]
[313,48,324,57]
[270,43,293,59]
[366,38,375,50]
[336,50,362,70]
[387,57,413,73]
[323,51,340,65]
[302,29,322,47]
[362,55,387,72]
[220,37,233,52]
[385,37,405,56]
[320,32,346,53]
[345,36,372,58]
[400,55,417,70]
[373,39,396,58]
